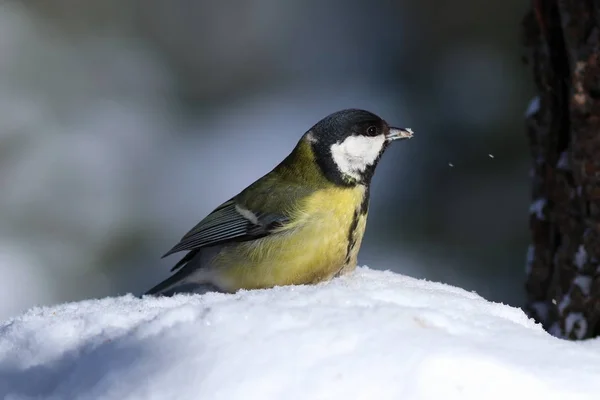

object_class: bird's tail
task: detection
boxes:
[144,266,196,296]
[144,252,220,296]
[144,270,220,296]
[145,248,225,296]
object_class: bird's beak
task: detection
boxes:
[386,127,414,142]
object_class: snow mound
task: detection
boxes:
[1,268,600,400]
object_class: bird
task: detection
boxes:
[145,108,413,296]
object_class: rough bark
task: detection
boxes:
[523,0,600,339]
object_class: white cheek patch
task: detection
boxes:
[330,135,386,180]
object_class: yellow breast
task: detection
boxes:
[209,185,368,291]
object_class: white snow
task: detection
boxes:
[529,198,547,220]
[565,313,588,340]
[575,245,588,270]
[574,275,592,295]
[526,96,540,117]
[558,294,571,313]
[525,244,535,275]
[528,300,548,321]
[557,151,569,170]
[1,268,600,400]
[548,322,562,338]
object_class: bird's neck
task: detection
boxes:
[275,139,335,187]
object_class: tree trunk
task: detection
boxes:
[523,0,600,339]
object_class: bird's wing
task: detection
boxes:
[162,198,290,263]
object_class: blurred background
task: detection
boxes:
[0,0,533,320]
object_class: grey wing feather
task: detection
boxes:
[161,200,288,259]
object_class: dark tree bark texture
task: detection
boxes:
[523,0,600,339]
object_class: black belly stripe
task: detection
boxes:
[360,186,370,214]
[345,189,370,264]
[344,209,360,264]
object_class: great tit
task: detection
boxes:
[145,109,413,296]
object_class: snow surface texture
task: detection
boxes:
[2,268,600,400]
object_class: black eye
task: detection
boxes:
[367,126,377,136]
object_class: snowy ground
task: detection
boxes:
[1,268,599,400]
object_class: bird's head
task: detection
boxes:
[304,109,413,186]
